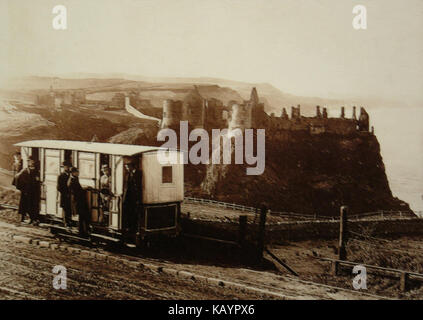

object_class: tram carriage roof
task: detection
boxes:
[14,140,173,157]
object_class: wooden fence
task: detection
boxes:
[183,197,419,222]
[319,257,423,292]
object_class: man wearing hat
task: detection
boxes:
[68,167,89,236]
[57,160,72,227]
[122,158,142,238]
[16,156,40,224]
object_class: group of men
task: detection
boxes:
[12,152,142,238]
[57,161,114,234]
[57,161,89,233]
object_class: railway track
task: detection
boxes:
[0,207,389,300]
[0,252,170,299]
[0,229,256,299]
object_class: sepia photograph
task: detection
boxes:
[0,0,422,309]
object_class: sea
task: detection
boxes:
[369,107,423,215]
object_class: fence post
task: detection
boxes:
[238,215,247,249]
[331,261,339,276]
[338,206,348,261]
[400,272,409,292]
[256,204,268,264]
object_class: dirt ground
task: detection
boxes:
[1,234,275,299]
[268,237,423,299]
[1,185,422,300]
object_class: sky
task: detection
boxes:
[1,0,423,103]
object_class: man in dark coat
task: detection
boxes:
[68,167,90,236]
[122,161,142,236]
[57,161,72,227]
[16,158,40,224]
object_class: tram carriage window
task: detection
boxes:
[78,152,96,179]
[100,154,110,169]
[30,148,39,163]
[79,159,95,178]
[162,166,172,183]
[30,148,40,172]
[99,154,112,224]
[99,154,111,185]
[45,155,60,174]
[64,150,72,165]
[99,154,112,194]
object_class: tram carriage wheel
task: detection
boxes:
[135,233,151,251]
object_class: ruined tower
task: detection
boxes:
[291,105,301,119]
[183,86,205,128]
[250,87,259,105]
[205,98,226,129]
[358,107,370,131]
[322,107,328,119]
[161,99,183,129]
[316,106,322,118]
[281,107,289,119]
[248,87,266,128]
[229,103,252,130]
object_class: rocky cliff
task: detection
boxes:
[190,130,410,216]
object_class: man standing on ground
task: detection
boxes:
[16,157,41,224]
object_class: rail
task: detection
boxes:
[0,203,18,210]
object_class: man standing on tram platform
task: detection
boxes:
[57,161,72,228]
[68,167,90,236]
[122,159,142,239]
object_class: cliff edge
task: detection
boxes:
[190,130,411,216]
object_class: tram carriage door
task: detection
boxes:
[97,154,111,225]
[44,149,61,217]
[77,152,96,188]
[110,155,124,229]
[77,152,99,222]
[56,150,73,218]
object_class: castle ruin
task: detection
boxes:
[36,86,86,110]
[160,86,371,135]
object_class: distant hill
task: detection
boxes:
[2,74,354,115]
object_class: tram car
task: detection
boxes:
[14,140,184,246]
